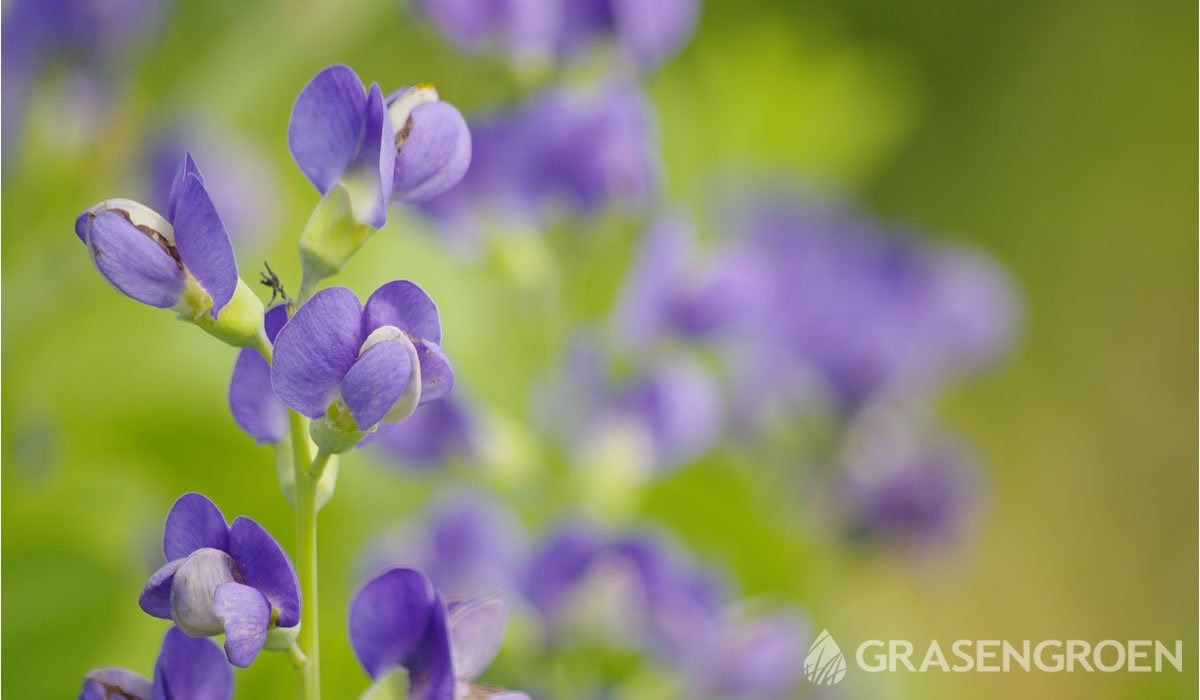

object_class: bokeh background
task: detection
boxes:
[2,0,1196,698]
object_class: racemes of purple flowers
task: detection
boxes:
[72,62,513,700]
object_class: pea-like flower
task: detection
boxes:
[270,281,454,452]
[74,152,265,347]
[79,627,233,700]
[138,493,300,668]
[288,65,471,285]
[349,567,528,699]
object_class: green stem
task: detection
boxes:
[308,449,332,479]
[289,409,321,700]
[286,641,309,670]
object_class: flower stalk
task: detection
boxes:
[289,408,321,699]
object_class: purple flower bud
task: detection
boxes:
[138,493,300,668]
[80,627,233,700]
[289,66,471,229]
[269,282,454,446]
[558,0,700,68]
[349,568,528,699]
[74,153,266,347]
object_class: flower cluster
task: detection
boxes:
[364,495,808,698]
[73,62,532,700]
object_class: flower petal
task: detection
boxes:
[228,516,301,628]
[152,627,233,700]
[349,568,438,678]
[229,349,287,444]
[171,548,239,637]
[214,582,271,668]
[362,280,443,343]
[264,303,289,343]
[342,338,415,430]
[172,171,238,316]
[82,667,153,700]
[288,65,366,194]
[416,340,454,406]
[86,210,185,308]
[392,101,472,204]
[407,593,457,700]
[163,492,230,560]
[447,595,507,682]
[138,558,184,619]
[270,286,364,418]
[339,82,396,229]
[167,151,204,221]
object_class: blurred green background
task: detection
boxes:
[2,0,1195,698]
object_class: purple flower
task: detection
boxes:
[419,83,657,240]
[75,152,237,313]
[138,493,300,668]
[837,404,978,545]
[228,305,289,444]
[614,213,769,348]
[557,0,700,69]
[2,0,166,165]
[288,65,471,229]
[536,338,722,474]
[731,199,1018,407]
[74,153,265,348]
[361,493,526,598]
[79,627,232,700]
[373,396,476,468]
[414,0,699,70]
[79,629,231,700]
[414,0,561,65]
[349,568,527,699]
[270,281,454,447]
[691,609,808,698]
[524,524,722,659]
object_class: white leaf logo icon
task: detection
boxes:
[804,629,847,685]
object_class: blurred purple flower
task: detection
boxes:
[691,608,808,698]
[138,493,300,668]
[350,568,528,699]
[414,0,699,70]
[79,627,232,700]
[270,281,454,434]
[75,152,239,315]
[614,213,769,348]
[731,199,1019,407]
[228,305,289,444]
[524,523,807,697]
[414,0,561,65]
[373,396,477,468]
[288,66,471,227]
[361,492,526,598]
[2,0,166,163]
[419,83,658,241]
[147,125,282,251]
[536,337,722,474]
[836,403,978,545]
